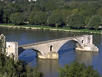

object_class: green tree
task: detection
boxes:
[66,14,85,29]
[79,3,98,17]
[59,9,72,25]
[59,62,101,77]
[96,7,102,17]
[0,6,3,23]
[10,13,25,25]
[82,66,101,77]
[47,10,63,27]
[3,2,21,23]
[87,15,101,30]
[29,11,47,25]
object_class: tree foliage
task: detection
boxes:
[29,11,47,25]
[59,62,101,77]
[10,13,25,25]
[66,14,85,28]
[0,0,102,29]
[87,15,101,29]
[47,10,63,27]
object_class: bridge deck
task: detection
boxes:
[19,35,85,48]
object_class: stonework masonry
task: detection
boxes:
[6,42,18,61]
[19,35,99,59]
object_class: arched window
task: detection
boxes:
[82,40,84,43]
[8,45,10,47]
[50,45,53,51]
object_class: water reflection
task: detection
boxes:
[75,51,98,65]
[37,59,59,77]
[19,49,37,64]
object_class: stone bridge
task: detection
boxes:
[18,35,98,59]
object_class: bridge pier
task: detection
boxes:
[37,52,59,59]
[75,44,98,52]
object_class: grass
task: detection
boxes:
[0,24,102,34]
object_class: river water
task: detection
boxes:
[0,28,102,77]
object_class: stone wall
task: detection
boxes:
[6,42,18,61]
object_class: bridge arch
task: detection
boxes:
[18,47,42,56]
[58,39,81,54]
[54,38,84,54]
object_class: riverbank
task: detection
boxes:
[0,24,102,34]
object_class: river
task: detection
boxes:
[0,27,102,77]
